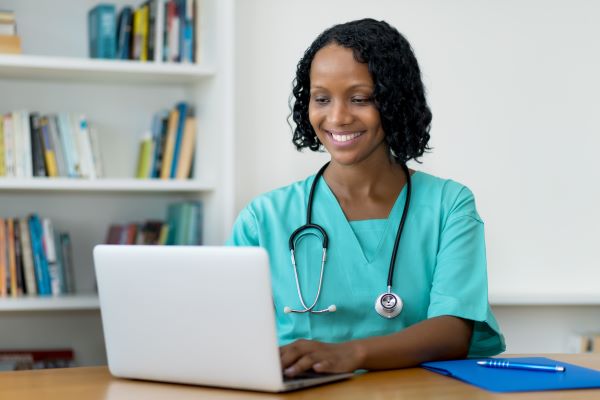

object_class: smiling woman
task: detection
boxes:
[227,18,505,377]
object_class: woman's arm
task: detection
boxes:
[280,315,473,377]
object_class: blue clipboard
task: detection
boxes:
[421,357,600,392]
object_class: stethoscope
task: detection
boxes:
[283,161,412,319]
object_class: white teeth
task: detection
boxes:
[331,132,362,142]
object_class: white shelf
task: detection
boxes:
[0,178,215,193]
[0,54,215,84]
[490,293,600,306]
[0,294,99,311]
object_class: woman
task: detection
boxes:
[228,18,504,377]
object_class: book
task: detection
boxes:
[38,116,58,177]
[7,218,17,297]
[88,4,117,59]
[11,111,24,177]
[13,220,25,296]
[3,113,14,177]
[76,116,97,179]
[88,125,104,178]
[169,102,189,178]
[146,0,157,61]
[105,225,123,244]
[0,35,21,54]
[175,115,196,179]
[57,113,79,178]
[0,349,74,370]
[0,218,6,296]
[180,0,194,63]
[153,0,165,62]
[47,115,67,177]
[19,111,33,178]
[132,5,149,61]
[59,233,75,294]
[159,108,179,179]
[29,113,47,177]
[0,115,4,176]
[18,217,37,295]
[166,0,179,62]
[115,6,133,60]
[135,133,154,178]
[42,218,60,295]
[28,214,51,295]
[151,111,169,178]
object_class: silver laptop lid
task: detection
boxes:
[94,245,285,392]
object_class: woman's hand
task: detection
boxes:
[280,339,365,377]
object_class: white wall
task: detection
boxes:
[234,0,600,353]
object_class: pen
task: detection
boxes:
[477,359,566,372]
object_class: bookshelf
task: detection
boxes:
[0,0,234,366]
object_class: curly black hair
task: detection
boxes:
[289,18,432,163]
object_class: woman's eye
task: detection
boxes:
[313,97,330,104]
[352,97,372,104]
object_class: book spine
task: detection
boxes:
[47,115,67,177]
[42,218,60,295]
[7,218,17,297]
[146,0,156,61]
[154,0,165,62]
[135,133,154,179]
[89,5,117,59]
[59,233,75,294]
[175,115,196,179]
[160,108,179,179]
[19,217,37,295]
[88,126,104,178]
[11,111,24,178]
[20,111,33,178]
[139,4,149,62]
[13,220,25,296]
[28,215,51,295]
[39,116,58,177]
[3,114,15,177]
[0,218,6,297]
[116,6,133,60]
[0,115,5,176]
[76,116,96,179]
[169,102,188,178]
[29,114,47,177]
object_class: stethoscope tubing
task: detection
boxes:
[287,161,411,315]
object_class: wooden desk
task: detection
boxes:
[2,354,600,400]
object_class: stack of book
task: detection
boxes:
[0,349,74,371]
[89,0,198,63]
[0,214,75,297]
[135,101,196,179]
[105,200,202,245]
[0,111,103,179]
[0,9,21,54]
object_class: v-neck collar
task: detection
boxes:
[315,172,417,266]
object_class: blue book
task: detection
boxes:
[422,357,600,392]
[169,102,189,178]
[115,6,133,59]
[27,215,51,295]
[180,0,194,63]
[88,4,117,59]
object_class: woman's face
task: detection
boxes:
[308,44,386,167]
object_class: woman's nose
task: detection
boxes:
[328,100,353,126]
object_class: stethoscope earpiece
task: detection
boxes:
[283,162,411,319]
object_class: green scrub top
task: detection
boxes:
[227,171,505,357]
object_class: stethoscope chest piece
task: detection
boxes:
[374,291,403,319]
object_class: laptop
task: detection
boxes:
[93,245,354,392]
